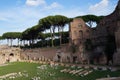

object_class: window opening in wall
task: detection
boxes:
[9,53,14,56]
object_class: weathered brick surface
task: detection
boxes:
[0,45,20,64]
[69,0,120,64]
[69,18,92,45]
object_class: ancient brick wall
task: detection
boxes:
[0,45,21,64]
[69,18,92,45]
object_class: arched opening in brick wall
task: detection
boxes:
[9,53,14,57]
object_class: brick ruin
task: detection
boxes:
[1,1,120,65]
[69,0,120,65]
[69,18,92,45]
[20,0,120,65]
[69,18,92,64]
[0,45,21,64]
[114,26,120,65]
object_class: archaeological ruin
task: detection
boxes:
[69,0,120,65]
[0,45,21,64]
[0,1,120,66]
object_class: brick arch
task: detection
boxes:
[9,53,14,56]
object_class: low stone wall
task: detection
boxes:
[20,44,70,62]
[20,47,57,61]
[96,77,120,80]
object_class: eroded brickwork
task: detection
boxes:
[69,0,120,65]
[0,45,21,64]
[69,18,91,45]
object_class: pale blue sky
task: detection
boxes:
[0,0,118,36]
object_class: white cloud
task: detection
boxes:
[26,0,46,6]
[89,0,109,10]
[45,2,62,9]
[51,8,86,18]
[26,0,62,10]
[89,0,110,15]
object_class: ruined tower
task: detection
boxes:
[69,18,91,46]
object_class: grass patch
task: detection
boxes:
[0,62,119,80]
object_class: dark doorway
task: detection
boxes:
[9,53,14,56]
[73,56,77,63]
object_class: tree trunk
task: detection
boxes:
[18,38,20,47]
[60,27,62,45]
[61,26,64,44]
[50,27,54,47]
[88,21,93,28]
[58,26,61,45]
[20,40,22,46]
[7,39,9,46]
[45,30,48,47]
[23,40,25,46]
[29,40,31,46]
[52,26,55,46]
[32,39,34,45]
[10,39,13,47]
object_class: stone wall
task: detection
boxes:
[20,44,69,61]
[91,0,120,65]
[113,27,120,65]
[92,0,120,47]
[69,18,92,63]
[68,0,120,65]
[115,28,120,49]
[20,47,57,61]
[69,18,92,45]
[0,45,21,64]
[96,77,120,80]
